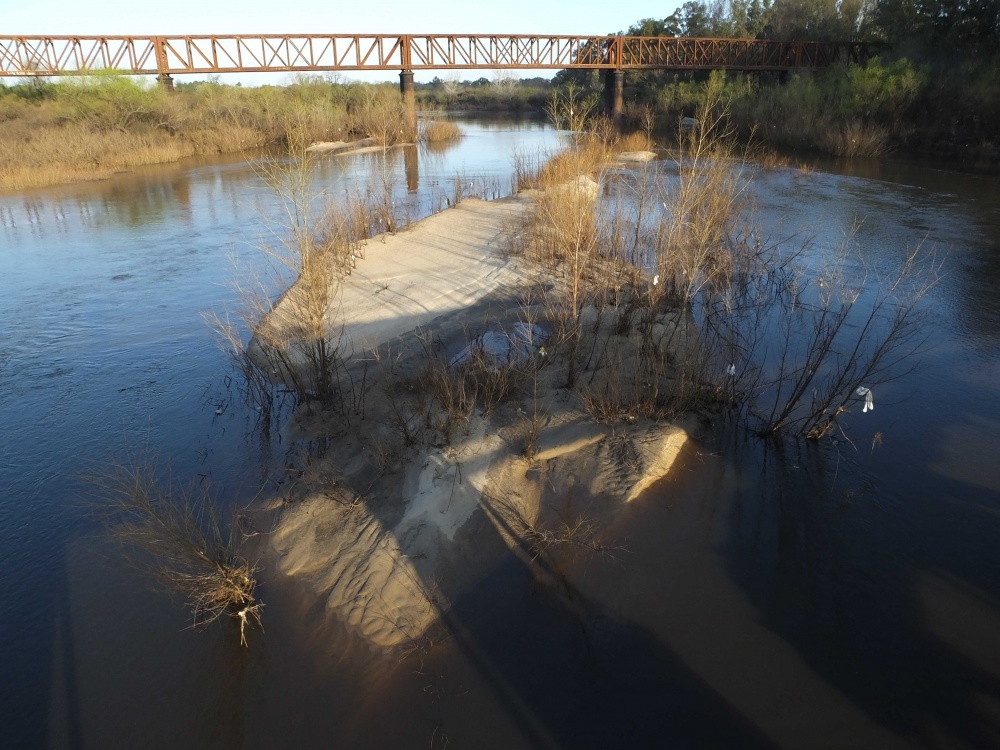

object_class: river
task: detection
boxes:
[1,117,998,748]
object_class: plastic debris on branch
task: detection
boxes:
[855,386,874,413]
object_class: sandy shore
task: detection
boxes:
[327,195,533,354]
[262,194,691,652]
[306,138,414,158]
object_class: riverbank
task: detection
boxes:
[257,192,691,652]
[0,75,416,192]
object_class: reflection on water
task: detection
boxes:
[2,119,999,747]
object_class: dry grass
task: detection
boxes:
[416,328,533,445]
[0,122,185,191]
[817,120,891,158]
[537,141,610,189]
[0,119,282,191]
[751,147,791,170]
[616,131,654,152]
[419,120,462,143]
[0,77,415,192]
[482,489,624,565]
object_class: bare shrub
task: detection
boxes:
[348,85,414,146]
[514,81,934,442]
[818,119,891,158]
[246,148,350,407]
[209,125,379,418]
[511,148,545,193]
[751,238,938,438]
[91,458,263,646]
[417,335,476,444]
[417,326,534,444]
[545,82,599,133]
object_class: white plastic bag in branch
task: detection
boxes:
[855,386,874,413]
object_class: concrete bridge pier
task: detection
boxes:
[604,69,624,129]
[399,69,418,137]
[156,73,174,93]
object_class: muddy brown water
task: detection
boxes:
[2,119,999,748]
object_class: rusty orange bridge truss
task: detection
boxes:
[0,34,873,77]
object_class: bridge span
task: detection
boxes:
[0,34,873,77]
[0,34,874,124]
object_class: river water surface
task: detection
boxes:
[2,118,999,748]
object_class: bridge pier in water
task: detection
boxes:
[604,69,624,129]
[399,69,418,137]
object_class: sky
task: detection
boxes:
[3,0,683,84]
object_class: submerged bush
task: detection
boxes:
[93,457,263,646]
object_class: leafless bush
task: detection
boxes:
[416,327,533,445]
[209,124,377,417]
[545,82,598,133]
[417,334,476,444]
[750,238,938,438]
[91,458,263,646]
[349,86,414,146]
[817,120,891,158]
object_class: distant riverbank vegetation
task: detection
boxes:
[415,74,552,111]
[582,0,998,162]
[0,73,416,191]
[419,2,996,162]
[418,0,998,163]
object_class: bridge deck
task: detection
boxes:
[0,34,873,77]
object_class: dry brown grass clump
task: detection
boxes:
[616,130,654,152]
[0,76,419,191]
[534,141,612,188]
[817,120,891,158]
[752,147,791,170]
[419,120,462,143]
[0,122,189,191]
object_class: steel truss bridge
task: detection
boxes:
[0,34,873,78]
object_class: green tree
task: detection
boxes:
[627,17,682,36]
[677,1,714,35]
